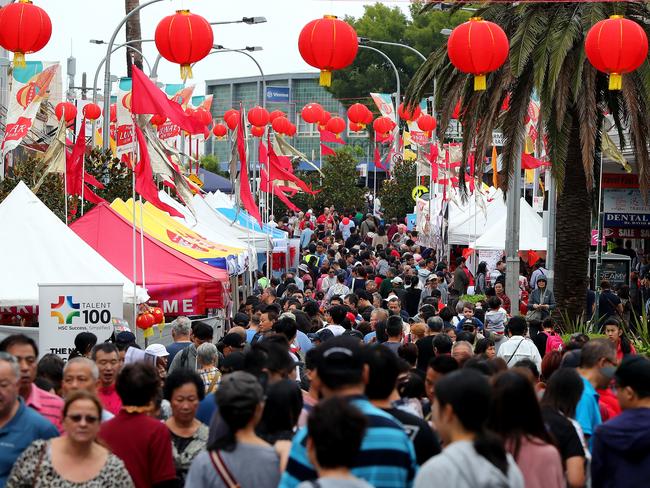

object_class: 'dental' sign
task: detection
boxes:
[38,283,123,359]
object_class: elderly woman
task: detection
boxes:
[196,342,220,394]
[163,369,209,484]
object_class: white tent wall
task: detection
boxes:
[470,198,547,251]
[447,188,506,245]
[0,182,148,307]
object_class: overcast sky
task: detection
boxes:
[32,0,411,96]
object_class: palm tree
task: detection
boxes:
[406,1,650,320]
[125,0,143,77]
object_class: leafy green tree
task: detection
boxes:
[329,2,471,109]
[200,154,230,178]
[380,159,417,220]
[405,1,650,319]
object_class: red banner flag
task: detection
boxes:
[236,107,262,226]
[319,128,345,145]
[320,143,336,156]
[131,66,204,135]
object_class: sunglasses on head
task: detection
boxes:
[66,414,99,424]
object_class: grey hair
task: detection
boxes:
[171,316,192,337]
[196,343,218,367]
[455,301,465,314]
[0,352,20,378]
[452,340,474,354]
[64,357,99,380]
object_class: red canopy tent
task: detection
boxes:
[70,203,229,315]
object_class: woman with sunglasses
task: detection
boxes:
[6,390,134,487]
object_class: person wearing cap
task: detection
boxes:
[389,276,407,303]
[219,333,245,357]
[145,343,170,387]
[527,275,556,320]
[298,264,313,290]
[591,356,650,487]
[279,337,417,488]
[185,372,281,488]
[166,316,192,370]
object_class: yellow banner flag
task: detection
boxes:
[491,145,498,188]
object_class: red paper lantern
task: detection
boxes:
[193,107,212,126]
[251,126,265,137]
[154,10,214,81]
[349,122,365,132]
[585,15,648,90]
[298,15,358,86]
[248,106,270,127]
[272,116,291,135]
[55,102,76,123]
[152,307,165,325]
[269,110,286,121]
[447,17,509,91]
[212,123,228,138]
[0,0,52,68]
[287,123,297,137]
[417,114,437,133]
[373,116,395,135]
[150,114,167,126]
[347,103,370,126]
[224,110,240,130]
[301,103,324,124]
[363,109,374,125]
[326,116,346,135]
[318,111,332,128]
[82,103,102,121]
[398,103,422,122]
[135,313,155,330]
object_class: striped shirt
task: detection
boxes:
[279,396,418,488]
[26,384,64,432]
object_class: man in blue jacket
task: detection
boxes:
[591,356,650,488]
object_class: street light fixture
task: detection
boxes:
[211,16,267,25]
[440,28,453,36]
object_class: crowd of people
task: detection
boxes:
[0,209,649,488]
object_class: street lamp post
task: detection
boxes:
[102,0,166,150]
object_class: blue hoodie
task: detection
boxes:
[591,407,650,488]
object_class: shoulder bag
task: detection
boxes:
[209,450,240,488]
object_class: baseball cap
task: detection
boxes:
[115,331,136,344]
[221,332,245,349]
[342,329,364,340]
[392,276,403,284]
[298,264,310,273]
[233,312,250,327]
[144,343,169,357]
[216,371,264,410]
[315,336,365,381]
[426,274,438,282]
[308,328,334,344]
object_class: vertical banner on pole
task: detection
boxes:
[38,283,123,360]
[116,78,135,159]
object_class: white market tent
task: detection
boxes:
[0,182,148,306]
[470,197,547,251]
[448,188,507,245]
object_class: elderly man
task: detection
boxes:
[166,316,192,368]
[61,357,113,421]
[0,334,64,430]
[0,352,58,486]
[451,340,474,367]
[364,308,389,344]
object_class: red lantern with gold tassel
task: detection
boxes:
[417,114,437,133]
[82,103,102,121]
[212,123,228,139]
[272,116,291,135]
[224,110,240,130]
[326,116,346,135]
[585,15,648,90]
[398,103,422,122]
[250,126,265,137]
[55,102,76,124]
[298,15,358,86]
[301,103,324,124]
[248,106,270,127]
[0,0,51,68]
[154,10,214,81]
[447,17,509,91]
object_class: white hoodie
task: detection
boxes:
[415,440,524,488]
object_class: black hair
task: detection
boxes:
[0,333,39,356]
[307,397,367,469]
[435,369,509,475]
[397,343,418,367]
[116,362,160,407]
[615,356,650,398]
[364,345,399,400]
[328,305,347,325]
[163,368,205,402]
[386,316,403,338]
[487,296,502,310]
[427,316,444,333]
[487,370,554,460]
[192,321,214,341]
[507,316,527,336]
[91,342,118,360]
[474,338,495,355]
[257,379,303,443]
[374,320,388,343]
[315,337,364,390]
[210,392,260,452]
[456,331,475,345]
[344,294,359,307]
[541,368,584,418]
[433,334,453,355]
[429,354,459,374]
[274,316,298,341]
[302,300,321,318]
[438,306,454,323]
[464,357,494,376]
[36,353,65,392]
[69,332,98,359]
[292,310,313,334]
[397,371,426,399]
[602,318,633,355]
[513,359,540,380]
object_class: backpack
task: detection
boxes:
[543,331,564,354]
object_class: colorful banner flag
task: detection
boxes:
[370,92,396,122]
[2,62,59,157]
[116,77,135,159]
